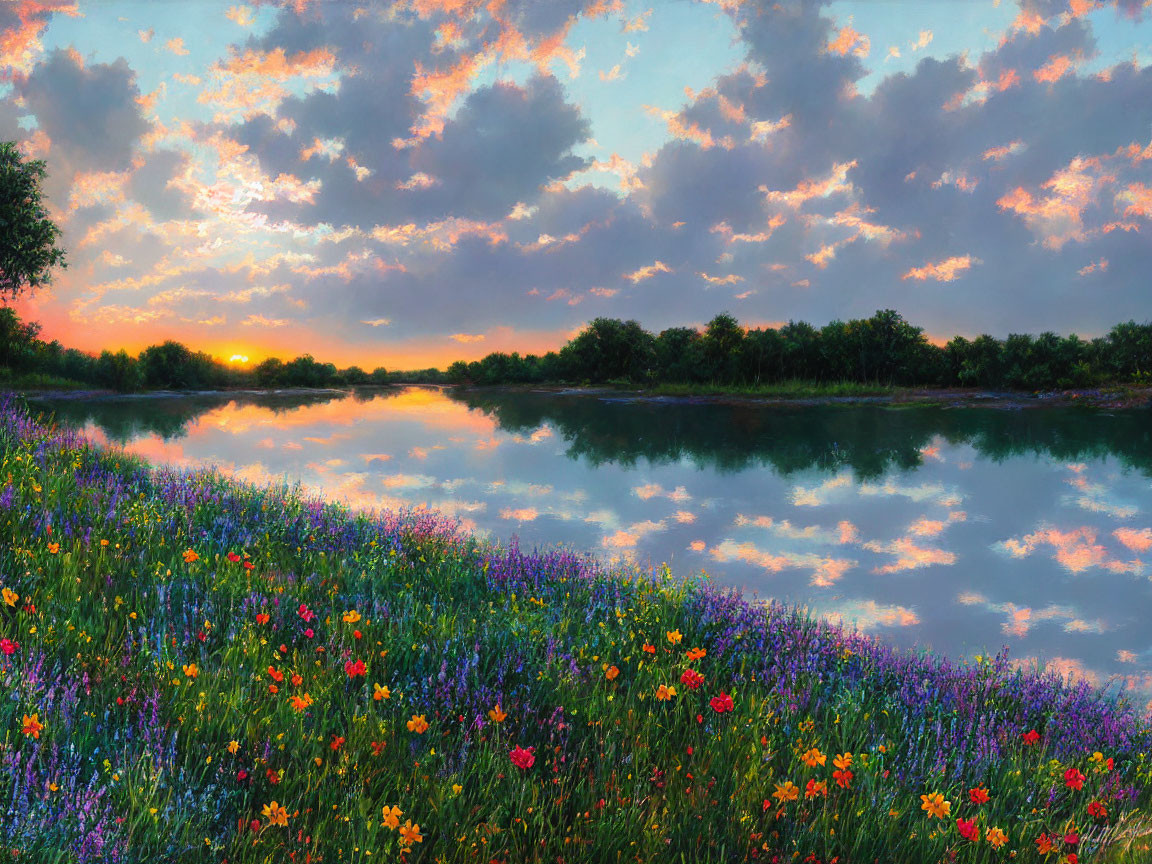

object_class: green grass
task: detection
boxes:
[0,369,89,391]
[634,379,902,398]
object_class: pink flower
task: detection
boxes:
[510,746,535,770]
[304,628,314,639]
[0,638,18,656]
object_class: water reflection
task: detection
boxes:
[31,387,1152,709]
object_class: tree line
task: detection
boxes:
[446,310,1152,391]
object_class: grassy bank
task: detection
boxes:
[0,396,1149,863]
[636,379,900,399]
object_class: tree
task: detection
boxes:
[700,313,744,383]
[1,142,67,299]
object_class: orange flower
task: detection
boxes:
[832,769,852,788]
[920,792,951,820]
[986,826,1009,849]
[182,663,198,679]
[2,587,18,607]
[262,801,289,827]
[382,805,402,830]
[1036,834,1057,855]
[801,747,826,767]
[488,704,506,723]
[182,549,199,563]
[642,643,656,654]
[267,666,284,682]
[289,693,313,712]
[47,543,59,554]
[605,665,620,680]
[227,740,240,755]
[833,752,853,770]
[21,713,44,739]
[255,613,270,625]
[407,714,429,734]
[686,647,706,661]
[290,673,303,687]
[373,683,391,701]
[655,684,677,701]
[968,786,990,804]
[342,610,361,623]
[804,779,827,798]
[772,780,799,803]
[666,629,683,644]
[398,819,423,846]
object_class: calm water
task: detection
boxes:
[32,387,1152,707]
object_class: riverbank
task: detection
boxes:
[0,397,1149,862]
[461,382,1152,410]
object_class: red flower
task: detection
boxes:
[304,628,314,639]
[680,668,704,690]
[370,741,385,756]
[237,769,249,781]
[253,612,268,626]
[832,769,852,789]
[709,693,734,714]
[267,666,284,682]
[1064,832,1079,846]
[344,659,367,678]
[1022,728,1041,745]
[330,736,345,751]
[510,746,535,770]
[353,629,362,640]
[266,768,279,784]
[1064,768,1085,791]
[642,643,656,654]
[227,552,241,563]
[968,786,990,804]
[0,638,18,655]
[243,561,255,570]
[1065,855,1078,864]
[298,604,315,622]
[956,818,979,842]
[1087,801,1107,819]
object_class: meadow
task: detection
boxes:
[1,394,1150,863]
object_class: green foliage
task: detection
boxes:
[0,142,67,299]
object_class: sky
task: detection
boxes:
[2,0,1151,368]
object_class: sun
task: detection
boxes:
[229,354,249,364]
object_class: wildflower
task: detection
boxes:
[968,786,990,804]
[267,666,284,682]
[452,783,463,795]
[804,779,827,798]
[772,781,799,803]
[255,613,270,625]
[487,704,506,723]
[382,805,402,830]
[986,826,1009,849]
[709,693,734,713]
[289,693,313,712]
[0,638,18,655]
[1087,801,1107,819]
[290,673,303,686]
[510,746,535,770]
[1064,768,1085,791]
[100,539,109,547]
[956,817,979,843]
[1022,728,1041,745]
[666,629,682,645]
[243,561,255,570]
[343,610,361,623]
[407,714,429,734]
[303,628,314,639]
[2,587,18,607]
[183,549,199,563]
[266,769,280,785]
[1035,833,1057,854]
[605,665,620,680]
[655,684,677,701]
[398,820,423,847]
[227,740,240,755]
[920,792,951,820]
[297,603,315,622]
[832,769,852,788]
[1063,855,1078,864]
[686,647,706,661]
[330,736,345,751]
[680,668,704,690]
[833,752,852,770]
[373,683,391,701]
[182,663,198,679]
[370,741,385,756]
[226,552,241,563]
[344,659,367,678]
[47,542,59,554]
[801,748,826,768]
[21,713,44,739]
[261,801,288,827]
[642,643,656,654]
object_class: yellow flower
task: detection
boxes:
[398,820,423,846]
[666,629,683,644]
[986,826,1009,849]
[343,610,361,623]
[2,587,17,607]
[227,740,240,755]
[382,805,403,830]
[407,714,429,734]
[452,783,463,795]
[920,792,951,820]
[182,549,199,563]
[772,780,799,803]
[655,684,677,701]
[262,801,289,827]
[801,747,826,767]
[488,704,506,723]
[373,683,391,701]
[182,663,199,679]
